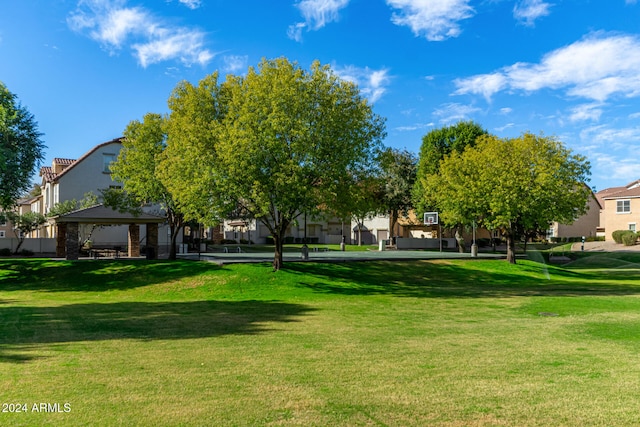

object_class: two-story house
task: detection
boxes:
[598,180,640,241]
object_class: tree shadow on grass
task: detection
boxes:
[0,259,222,292]
[0,300,315,363]
[285,260,640,298]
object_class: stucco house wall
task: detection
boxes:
[550,191,601,239]
[602,192,640,241]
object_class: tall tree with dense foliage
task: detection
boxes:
[111,113,186,260]
[0,82,46,210]
[158,72,230,226]
[430,132,591,263]
[413,121,487,214]
[379,147,417,237]
[162,58,386,270]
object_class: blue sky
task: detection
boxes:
[1,0,639,192]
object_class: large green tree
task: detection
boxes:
[0,82,46,209]
[159,72,231,227]
[111,113,186,260]
[379,147,417,238]
[162,58,386,270]
[430,132,591,263]
[413,121,487,214]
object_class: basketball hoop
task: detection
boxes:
[424,212,439,226]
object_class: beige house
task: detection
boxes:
[35,138,126,242]
[598,180,640,241]
[548,189,601,240]
[12,138,178,258]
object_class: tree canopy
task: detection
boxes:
[6,211,46,254]
[413,121,487,214]
[161,58,386,269]
[0,82,46,210]
[379,147,417,236]
[111,113,186,259]
[430,132,592,263]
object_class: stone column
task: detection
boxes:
[128,224,140,257]
[66,222,79,260]
[146,223,159,260]
[56,223,67,258]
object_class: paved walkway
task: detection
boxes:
[572,240,640,252]
[178,248,505,264]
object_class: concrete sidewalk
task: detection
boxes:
[178,248,505,264]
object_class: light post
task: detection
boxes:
[471,220,478,257]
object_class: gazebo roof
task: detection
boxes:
[51,204,165,225]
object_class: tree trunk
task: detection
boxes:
[389,210,399,243]
[455,228,465,253]
[168,225,178,260]
[13,237,25,255]
[272,232,284,271]
[506,234,517,264]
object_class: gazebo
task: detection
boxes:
[50,204,166,260]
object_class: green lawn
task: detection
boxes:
[2,254,640,426]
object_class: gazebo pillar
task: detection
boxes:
[56,223,67,258]
[65,222,79,260]
[147,223,159,260]
[128,224,140,257]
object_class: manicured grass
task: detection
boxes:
[2,255,640,425]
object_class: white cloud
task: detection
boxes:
[568,103,604,123]
[287,22,306,42]
[67,0,213,67]
[513,0,552,27]
[454,33,640,103]
[288,0,350,41]
[178,0,202,9]
[499,107,513,115]
[334,65,392,103]
[495,123,515,132]
[432,103,482,123]
[134,30,213,68]
[386,0,474,41]
[222,55,249,74]
[395,122,433,132]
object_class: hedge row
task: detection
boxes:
[549,236,604,243]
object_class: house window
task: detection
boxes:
[53,183,59,205]
[103,153,117,173]
[0,231,5,238]
[630,223,637,232]
[617,200,631,213]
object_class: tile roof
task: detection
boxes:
[53,158,75,165]
[601,186,640,200]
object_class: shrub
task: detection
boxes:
[612,230,630,244]
[622,232,638,246]
[19,249,34,256]
[0,248,11,256]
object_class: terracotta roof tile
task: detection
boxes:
[53,158,76,165]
